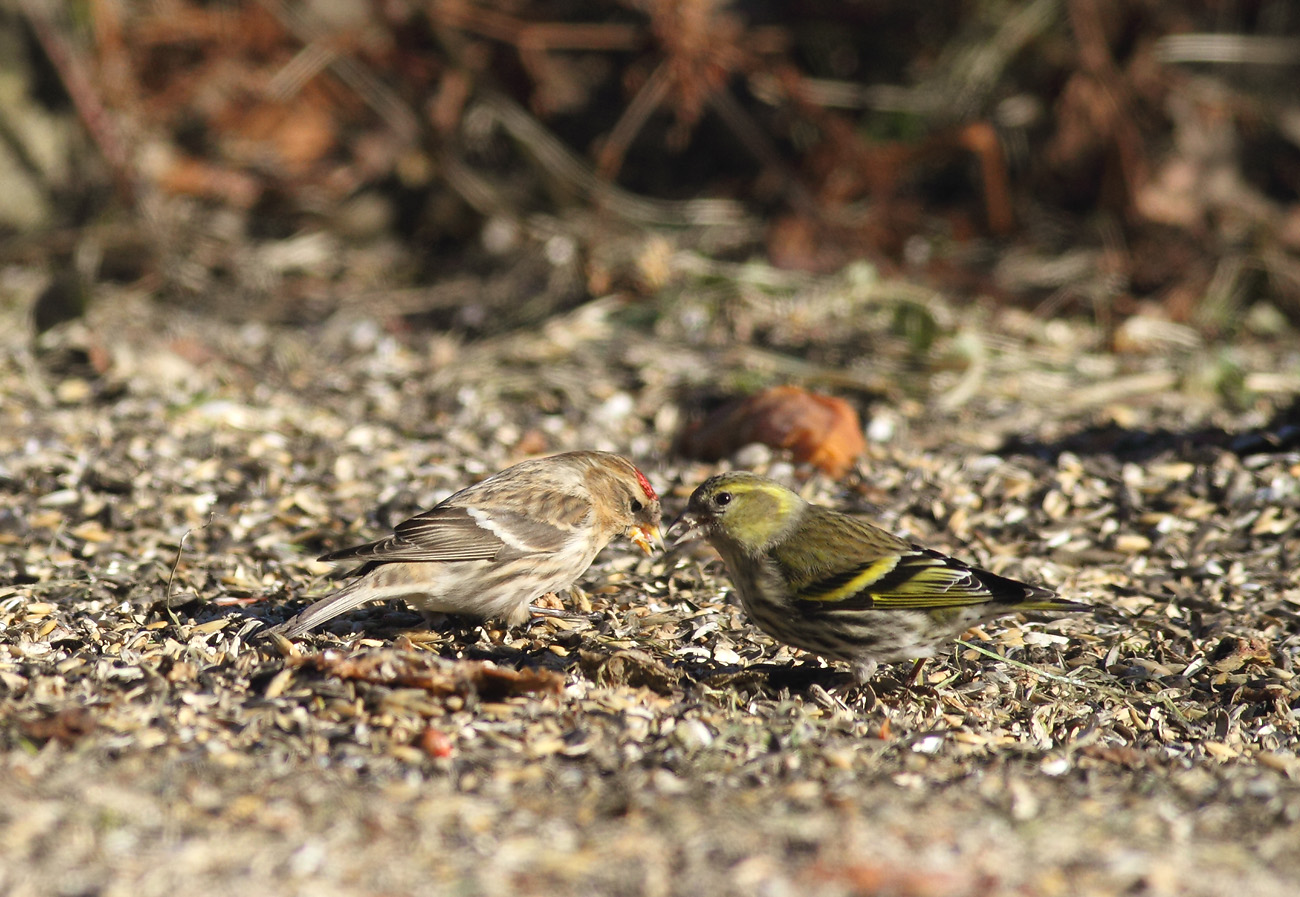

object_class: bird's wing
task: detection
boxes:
[771,507,1050,612]
[319,492,590,564]
[789,547,1010,611]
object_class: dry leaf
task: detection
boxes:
[18,707,98,746]
[294,650,564,701]
[678,386,865,476]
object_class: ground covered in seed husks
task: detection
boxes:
[3,272,1300,897]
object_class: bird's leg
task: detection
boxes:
[844,659,885,709]
[528,605,575,618]
[850,659,878,685]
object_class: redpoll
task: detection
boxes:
[271,451,662,638]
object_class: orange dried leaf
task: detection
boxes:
[294,650,564,701]
[157,155,262,207]
[226,98,338,175]
[679,386,865,477]
[19,707,98,746]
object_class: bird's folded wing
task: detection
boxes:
[792,549,1000,611]
[320,504,578,564]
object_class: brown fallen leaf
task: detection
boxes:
[156,154,262,208]
[579,648,683,695]
[18,707,98,746]
[678,385,865,477]
[806,859,987,897]
[1210,635,1272,673]
[292,650,564,702]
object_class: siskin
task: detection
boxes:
[671,471,1090,683]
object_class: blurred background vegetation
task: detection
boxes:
[4,0,1300,344]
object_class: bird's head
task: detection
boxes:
[623,465,664,554]
[582,454,662,554]
[669,472,804,552]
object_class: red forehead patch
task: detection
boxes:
[634,468,658,500]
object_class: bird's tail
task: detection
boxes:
[264,579,377,639]
[1019,591,1093,613]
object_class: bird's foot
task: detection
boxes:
[528,605,583,619]
[401,628,450,645]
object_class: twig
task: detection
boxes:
[478,93,750,227]
[18,0,136,203]
[258,0,420,141]
[166,517,215,622]
[955,638,1124,696]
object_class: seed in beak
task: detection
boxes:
[629,524,663,554]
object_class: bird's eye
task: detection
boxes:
[630,498,644,513]
[714,491,732,508]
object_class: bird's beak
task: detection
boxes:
[666,511,702,548]
[629,523,664,555]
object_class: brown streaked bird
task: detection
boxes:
[670,472,1089,683]
[269,451,662,638]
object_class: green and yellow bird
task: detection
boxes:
[671,472,1090,683]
